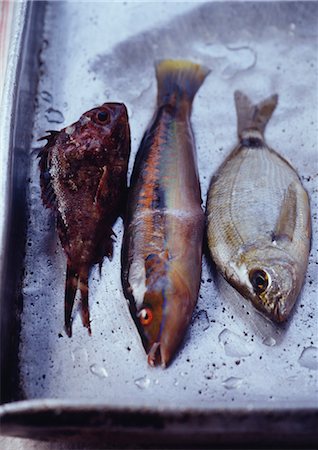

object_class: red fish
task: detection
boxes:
[39,103,130,336]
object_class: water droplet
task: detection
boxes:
[180,371,188,377]
[40,91,53,103]
[173,379,179,386]
[154,379,159,385]
[71,347,88,363]
[45,107,64,124]
[298,346,318,370]
[222,46,257,79]
[134,376,150,389]
[194,309,210,331]
[222,377,243,390]
[262,336,276,347]
[218,329,253,357]
[89,364,108,378]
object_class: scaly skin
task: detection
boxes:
[206,92,311,322]
[122,60,209,367]
[39,103,130,336]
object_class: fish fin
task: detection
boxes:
[38,132,59,209]
[104,228,116,261]
[38,130,60,143]
[273,181,311,243]
[273,182,298,242]
[155,59,210,109]
[234,90,278,137]
[94,166,109,205]
[65,264,91,336]
[64,262,79,337]
[145,252,169,286]
[78,267,91,335]
[119,186,129,221]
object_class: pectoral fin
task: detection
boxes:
[94,166,109,205]
[273,182,297,242]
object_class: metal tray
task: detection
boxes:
[0,1,317,447]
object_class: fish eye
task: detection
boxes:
[138,307,153,326]
[96,110,110,124]
[249,269,269,294]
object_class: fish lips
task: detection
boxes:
[141,294,193,368]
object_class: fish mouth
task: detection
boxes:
[273,302,282,322]
[272,299,289,323]
[147,342,171,369]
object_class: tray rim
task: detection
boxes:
[0,399,317,442]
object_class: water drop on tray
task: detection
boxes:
[298,346,318,370]
[45,107,64,124]
[134,376,151,390]
[222,377,243,390]
[262,336,276,347]
[71,346,88,363]
[218,328,253,357]
[194,309,210,331]
[89,364,108,378]
[40,91,53,103]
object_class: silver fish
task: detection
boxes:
[206,91,311,322]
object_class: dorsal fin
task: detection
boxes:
[38,131,59,209]
[38,130,60,144]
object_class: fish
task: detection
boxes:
[206,91,311,322]
[121,60,210,367]
[39,103,130,336]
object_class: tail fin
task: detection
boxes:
[234,90,278,137]
[155,59,210,109]
[64,263,91,337]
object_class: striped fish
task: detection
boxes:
[122,60,210,367]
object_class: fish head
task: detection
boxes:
[59,103,130,166]
[84,103,129,141]
[230,245,300,322]
[133,255,192,368]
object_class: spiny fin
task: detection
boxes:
[38,131,59,209]
[273,182,297,242]
[234,90,278,137]
[94,166,109,205]
[64,263,79,337]
[156,59,210,109]
[78,266,91,335]
[38,130,60,144]
[64,264,91,337]
[97,226,116,275]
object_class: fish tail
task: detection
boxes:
[78,266,91,335]
[155,59,210,110]
[64,262,79,337]
[234,90,278,138]
[64,263,91,337]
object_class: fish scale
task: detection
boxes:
[122,59,210,367]
[207,91,311,323]
[39,103,130,336]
